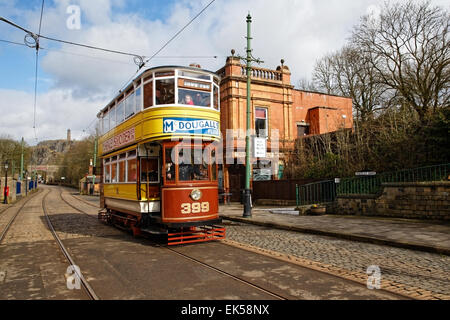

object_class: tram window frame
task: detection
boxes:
[177,70,211,81]
[102,111,109,134]
[109,106,117,129]
[143,80,154,109]
[135,86,143,112]
[118,160,126,183]
[125,91,135,120]
[116,100,125,124]
[126,150,137,183]
[155,78,175,105]
[164,147,175,184]
[140,157,160,184]
[213,85,219,110]
[104,159,111,183]
[111,162,118,183]
[177,145,210,183]
[178,88,211,108]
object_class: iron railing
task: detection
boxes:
[296,180,336,206]
[337,163,450,196]
[295,163,450,206]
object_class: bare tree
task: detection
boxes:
[352,0,450,121]
[297,77,317,92]
[313,46,388,121]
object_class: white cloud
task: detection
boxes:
[1,0,449,144]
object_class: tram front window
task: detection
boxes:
[165,148,175,182]
[178,147,209,181]
[141,158,159,183]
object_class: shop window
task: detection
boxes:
[255,107,268,138]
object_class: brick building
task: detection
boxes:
[215,56,353,201]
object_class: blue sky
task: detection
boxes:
[0,0,449,144]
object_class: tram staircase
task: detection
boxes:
[295,163,450,209]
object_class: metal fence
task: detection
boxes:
[296,180,336,206]
[337,163,450,196]
[295,163,450,206]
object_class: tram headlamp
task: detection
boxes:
[190,189,202,201]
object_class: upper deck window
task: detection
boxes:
[155,79,175,105]
[135,87,142,111]
[144,81,153,109]
[178,89,210,107]
[125,92,135,120]
[178,70,210,81]
[213,85,219,110]
[116,100,125,124]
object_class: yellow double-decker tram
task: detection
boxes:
[96,65,225,245]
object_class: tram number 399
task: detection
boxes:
[181,202,209,214]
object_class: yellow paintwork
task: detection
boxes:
[103,183,160,202]
[103,184,137,201]
[98,106,220,156]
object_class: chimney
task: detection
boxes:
[67,129,71,142]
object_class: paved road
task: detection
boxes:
[0,185,404,300]
[76,190,450,299]
[0,190,86,299]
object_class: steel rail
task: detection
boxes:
[56,188,286,299]
[165,246,288,300]
[42,190,100,300]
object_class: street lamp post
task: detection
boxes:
[233,13,263,218]
[3,161,8,204]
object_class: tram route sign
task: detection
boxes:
[103,127,136,153]
[163,118,220,137]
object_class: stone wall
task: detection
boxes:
[332,182,450,220]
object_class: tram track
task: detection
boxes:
[41,190,99,300]
[61,188,288,299]
[56,185,404,300]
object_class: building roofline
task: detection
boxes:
[294,88,352,100]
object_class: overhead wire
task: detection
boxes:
[117,0,218,93]
[1,0,219,143]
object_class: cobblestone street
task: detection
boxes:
[224,221,450,296]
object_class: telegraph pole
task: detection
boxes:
[92,135,98,195]
[233,13,263,218]
[20,137,24,181]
